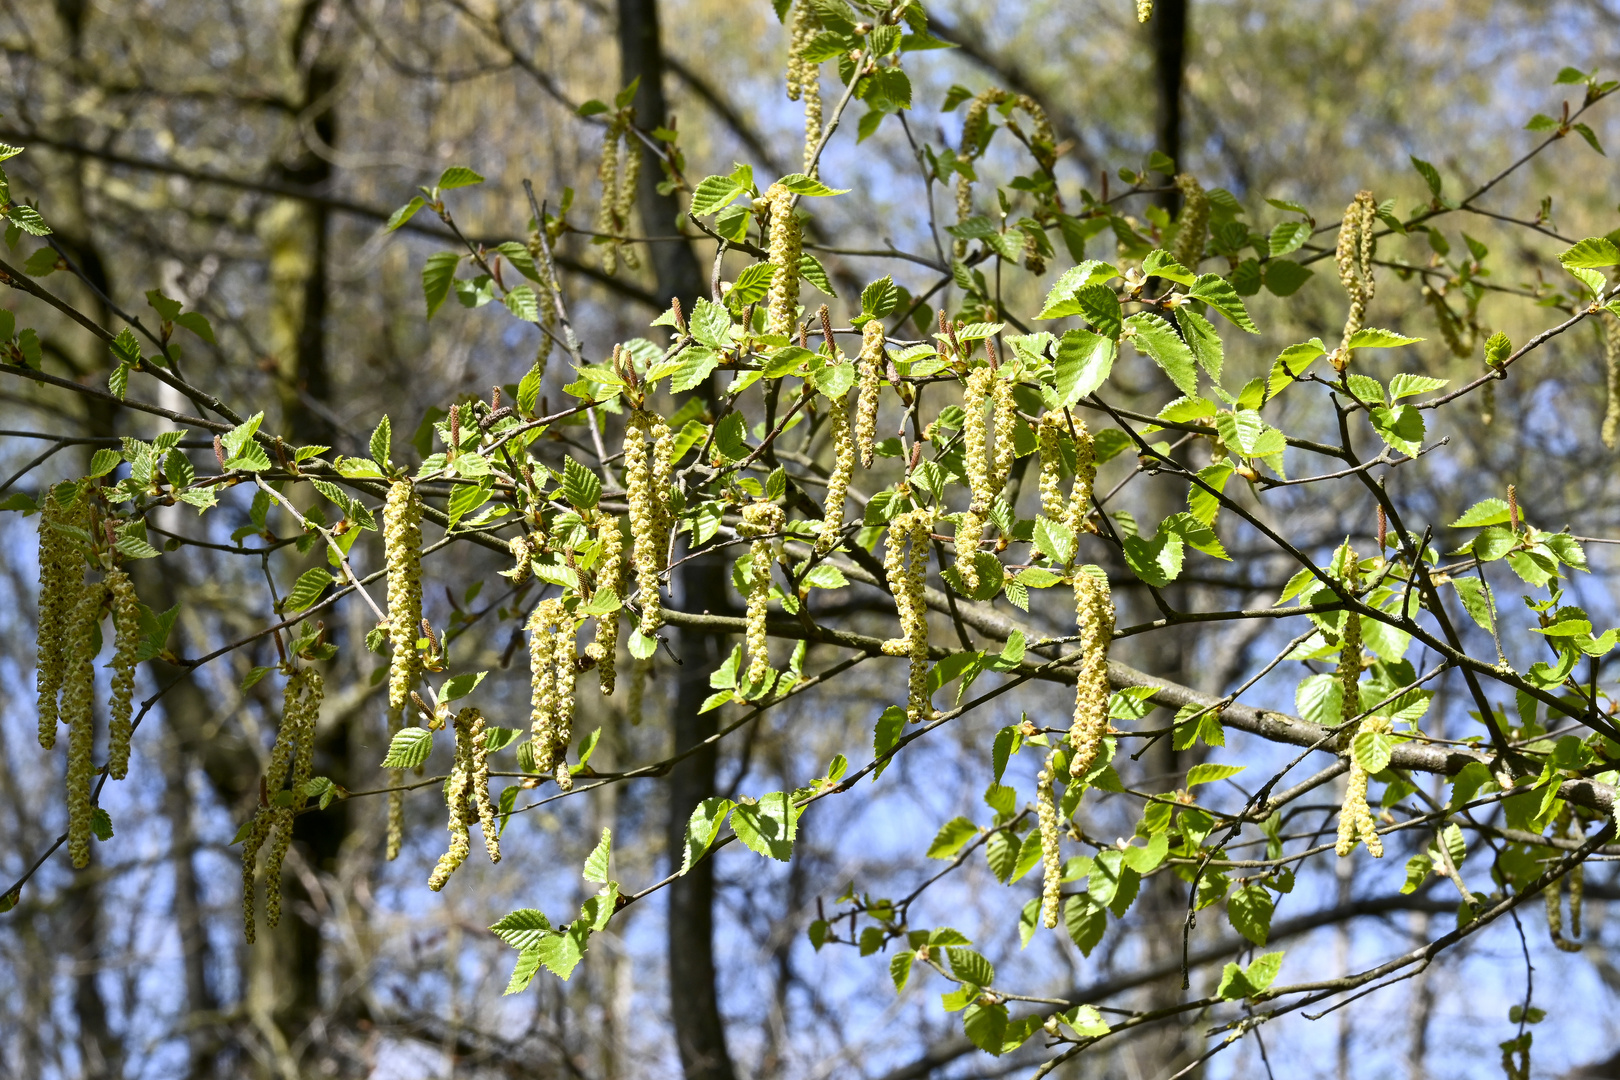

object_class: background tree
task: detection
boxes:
[1,2,1620,1079]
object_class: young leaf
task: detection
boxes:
[381,726,433,769]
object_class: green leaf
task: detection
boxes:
[440,670,487,701]
[731,791,797,861]
[1268,220,1310,257]
[1176,308,1223,385]
[774,173,849,197]
[1124,313,1198,397]
[1073,284,1123,338]
[1263,258,1314,297]
[422,252,461,319]
[1411,155,1443,197]
[1388,373,1447,400]
[561,457,602,510]
[927,816,979,859]
[1228,884,1274,945]
[1064,894,1106,955]
[948,946,994,987]
[1033,516,1076,565]
[1347,328,1423,350]
[381,726,432,769]
[1452,576,1496,633]
[1450,498,1509,528]
[1558,236,1620,270]
[1296,672,1344,727]
[1122,527,1184,587]
[6,204,51,236]
[1352,729,1394,773]
[681,798,734,873]
[369,415,392,469]
[284,567,333,613]
[437,165,485,190]
[503,284,539,322]
[1142,249,1195,285]
[726,263,774,306]
[87,447,122,479]
[1368,404,1424,456]
[385,196,425,231]
[1187,274,1259,333]
[1052,328,1116,406]
[90,807,114,841]
[1186,762,1245,787]
[798,253,837,296]
[690,175,745,216]
[491,908,553,950]
[962,1003,1008,1056]
[582,827,612,883]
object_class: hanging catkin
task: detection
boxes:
[1172,174,1209,269]
[528,597,564,776]
[1334,553,1384,857]
[587,515,624,694]
[64,582,107,869]
[1037,413,1094,551]
[596,114,640,275]
[1037,748,1062,929]
[384,479,423,861]
[1332,190,1377,371]
[955,365,995,592]
[881,509,933,724]
[785,2,824,174]
[1601,308,1620,449]
[625,411,672,634]
[552,617,577,793]
[740,501,786,687]
[467,707,500,864]
[765,184,802,340]
[1067,569,1113,778]
[1137,0,1153,21]
[953,90,1055,257]
[106,566,140,781]
[242,664,321,939]
[36,489,87,749]
[855,319,885,468]
[430,707,497,890]
[818,392,855,554]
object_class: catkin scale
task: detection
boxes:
[106,567,140,780]
[1067,570,1113,778]
[383,480,423,862]
[1037,749,1062,929]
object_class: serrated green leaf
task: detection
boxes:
[284,567,333,613]
[582,827,612,882]
[1124,313,1198,396]
[1187,274,1258,333]
[437,165,485,190]
[381,726,432,769]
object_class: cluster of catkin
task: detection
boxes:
[527,225,562,365]
[241,664,323,942]
[1137,0,1154,22]
[528,598,577,791]
[624,411,674,634]
[1037,412,1095,545]
[882,508,933,724]
[1172,173,1209,270]
[1067,569,1114,779]
[384,479,423,861]
[428,707,501,891]
[596,113,642,276]
[954,89,1054,258]
[1334,557,1385,857]
[1037,748,1063,928]
[954,358,1017,592]
[36,492,144,869]
[740,501,786,688]
[585,515,625,694]
[764,184,802,340]
[784,1,823,174]
[1332,190,1377,371]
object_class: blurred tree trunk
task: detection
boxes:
[616,3,734,1079]
[1152,0,1189,211]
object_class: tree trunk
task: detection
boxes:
[1151,0,1189,212]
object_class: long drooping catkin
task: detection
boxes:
[430,707,489,891]
[37,490,87,749]
[955,366,995,591]
[786,2,824,173]
[855,319,885,468]
[242,664,321,939]
[106,567,140,781]
[587,515,624,694]
[764,184,802,340]
[1037,749,1062,929]
[818,393,854,554]
[1333,190,1377,371]
[881,509,933,724]
[467,707,500,864]
[384,479,423,862]
[64,582,106,869]
[625,412,672,634]
[1037,412,1094,551]
[1067,569,1113,778]
[1601,309,1620,449]
[740,501,786,687]
[1172,173,1209,270]
[528,598,564,776]
[596,114,640,275]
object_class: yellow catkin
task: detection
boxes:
[383,479,423,862]
[991,368,1017,492]
[1601,310,1620,449]
[1334,744,1376,857]
[785,2,812,102]
[552,620,577,793]
[627,655,650,727]
[1037,748,1062,929]
[509,533,533,585]
[597,115,625,276]
[956,366,995,591]
[1137,0,1153,22]
[1332,190,1377,371]
[1067,569,1113,778]
[1172,174,1209,270]
[528,598,564,776]
[617,126,642,272]
[625,412,670,634]
[1338,553,1363,726]
[818,394,854,554]
[1037,413,1068,524]
[1068,416,1095,538]
[265,667,322,928]
[106,567,140,781]
[953,89,1055,257]
[741,501,786,688]
[765,184,802,340]
[64,582,106,869]
[855,319,885,468]
[803,63,823,176]
[430,707,477,891]
[36,489,86,749]
[881,509,933,724]
[467,707,500,864]
[587,516,624,695]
